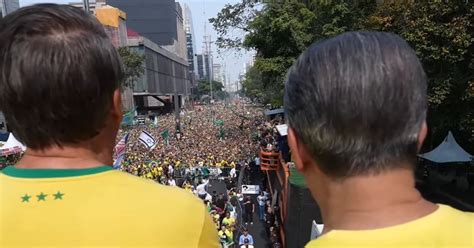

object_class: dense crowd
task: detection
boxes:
[117,103,264,183]
[0,153,20,169]
[1,101,286,247]
[115,102,286,247]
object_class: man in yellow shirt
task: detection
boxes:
[222,212,236,227]
[0,4,218,247]
[284,31,474,247]
[218,225,233,245]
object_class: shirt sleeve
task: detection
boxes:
[198,205,220,248]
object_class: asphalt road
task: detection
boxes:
[208,179,270,248]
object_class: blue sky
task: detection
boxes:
[19,0,254,83]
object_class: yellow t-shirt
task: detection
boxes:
[222,217,236,227]
[306,204,474,248]
[0,166,219,247]
[218,229,233,242]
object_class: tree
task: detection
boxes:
[118,47,145,89]
[210,0,260,51]
[197,79,226,100]
[363,0,474,150]
[213,1,374,106]
[213,0,473,151]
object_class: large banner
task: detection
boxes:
[241,184,260,194]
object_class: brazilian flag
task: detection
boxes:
[214,119,224,126]
[161,129,169,139]
[121,107,136,126]
[219,128,225,139]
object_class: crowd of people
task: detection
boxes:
[116,103,263,182]
[116,102,284,247]
[0,153,21,169]
[0,100,286,247]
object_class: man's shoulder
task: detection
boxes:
[105,171,205,208]
[305,205,474,247]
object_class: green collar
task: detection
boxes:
[1,166,114,178]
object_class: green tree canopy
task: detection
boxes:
[363,0,473,151]
[212,0,473,150]
[118,47,145,89]
[197,79,227,100]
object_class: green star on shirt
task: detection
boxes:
[37,192,47,201]
[53,191,64,200]
[21,194,31,203]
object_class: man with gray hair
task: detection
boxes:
[284,32,473,247]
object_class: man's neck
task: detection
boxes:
[15,144,112,169]
[319,169,437,232]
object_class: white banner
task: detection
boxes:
[241,184,260,194]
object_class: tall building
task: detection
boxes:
[106,0,178,47]
[183,4,197,77]
[212,64,225,83]
[127,31,190,111]
[0,0,19,17]
[69,0,107,13]
[196,54,213,81]
[243,56,256,75]
[162,2,187,60]
[95,5,128,47]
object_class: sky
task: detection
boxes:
[19,0,254,84]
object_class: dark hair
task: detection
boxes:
[285,32,427,179]
[0,4,124,149]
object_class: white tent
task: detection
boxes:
[419,131,473,163]
[0,133,26,156]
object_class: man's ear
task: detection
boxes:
[112,89,123,124]
[288,127,308,173]
[417,121,428,152]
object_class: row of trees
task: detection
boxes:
[196,79,229,101]
[211,0,473,151]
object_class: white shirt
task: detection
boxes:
[257,195,266,206]
[230,168,237,178]
[196,180,209,195]
[255,157,260,165]
[168,179,176,186]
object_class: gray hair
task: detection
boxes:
[284,32,427,179]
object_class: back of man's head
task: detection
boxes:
[0,4,123,149]
[285,32,427,179]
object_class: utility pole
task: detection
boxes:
[202,0,215,122]
[83,0,90,13]
[203,35,213,103]
[202,1,213,104]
